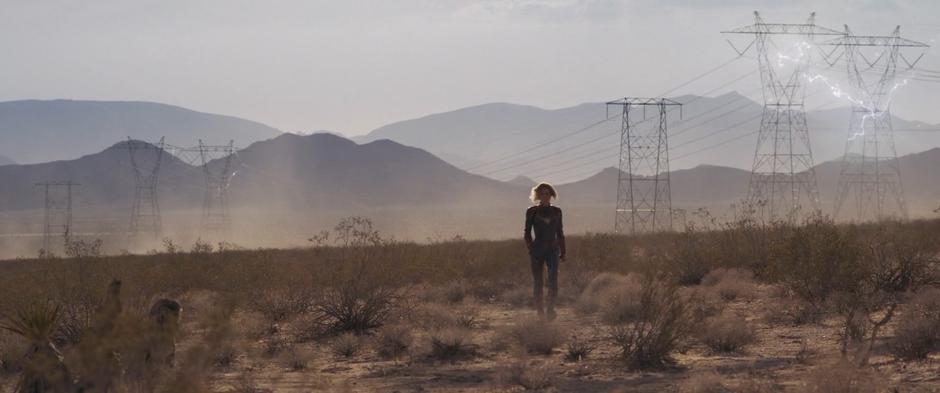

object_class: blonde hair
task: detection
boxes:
[530,182,558,203]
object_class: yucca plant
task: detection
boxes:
[1,302,62,343]
[1,301,74,393]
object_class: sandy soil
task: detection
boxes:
[198,285,940,393]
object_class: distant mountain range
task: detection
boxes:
[353,92,939,181]
[1,132,938,217]
[0,100,282,164]
[0,133,525,213]
[3,95,938,185]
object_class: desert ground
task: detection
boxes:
[1,216,939,392]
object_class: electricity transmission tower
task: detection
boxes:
[194,140,237,237]
[827,26,928,221]
[722,12,842,222]
[36,181,79,255]
[123,137,166,239]
[607,98,681,234]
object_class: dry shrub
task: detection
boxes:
[681,287,722,324]
[282,347,313,371]
[375,324,412,359]
[736,377,778,393]
[503,317,565,355]
[500,287,532,309]
[801,360,886,393]
[440,281,470,304]
[701,268,756,301]
[576,273,642,321]
[699,313,756,353]
[679,371,729,393]
[428,328,477,361]
[312,277,400,336]
[664,229,715,286]
[768,218,864,315]
[248,287,313,323]
[330,333,361,359]
[499,360,555,390]
[891,288,940,360]
[563,335,595,362]
[262,335,290,357]
[454,304,480,329]
[608,277,692,369]
[795,339,816,365]
[410,302,478,330]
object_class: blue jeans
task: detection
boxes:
[530,246,559,310]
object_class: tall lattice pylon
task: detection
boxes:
[722,12,842,222]
[124,137,166,239]
[35,181,79,256]
[827,26,928,221]
[195,140,237,237]
[607,98,681,234]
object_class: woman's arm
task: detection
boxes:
[524,207,534,250]
[557,207,566,260]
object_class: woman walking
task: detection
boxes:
[524,182,566,321]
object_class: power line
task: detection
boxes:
[464,56,747,173]
[478,70,759,178]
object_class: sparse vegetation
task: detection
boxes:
[330,333,361,358]
[563,335,595,362]
[891,288,940,360]
[699,313,756,353]
[500,360,555,390]
[0,216,938,391]
[503,317,565,355]
[428,329,477,361]
[375,324,412,359]
[607,276,693,369]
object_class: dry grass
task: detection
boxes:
[563,334,595,362]
[502,317,565,355]
[330,333,362,359]
[374,324,412,359]
[801,360,887,393]
[699,313,757,353]
[891,288,940,360]
[427,328,477,361]
[607,277,693,369]
[678,371,729,393]
[0,216,938,391]
[701,268,756,301]
[576,272,644,324]
[499,360,555,390]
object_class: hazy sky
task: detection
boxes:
[2,0,938,135]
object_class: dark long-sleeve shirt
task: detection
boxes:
[524,205,566,256]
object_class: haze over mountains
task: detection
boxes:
[1,94,938,248]
[354,92,940,181]
[0,100,282,164]
[2,131,939,214]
